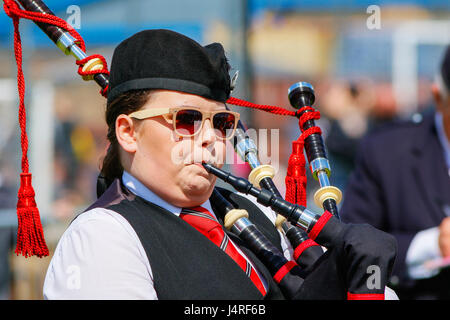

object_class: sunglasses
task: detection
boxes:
[128,107,240,140]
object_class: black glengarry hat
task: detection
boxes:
[107,29,232,103]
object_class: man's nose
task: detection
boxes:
[200,118,217,147]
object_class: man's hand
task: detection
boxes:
[438,217,450,257]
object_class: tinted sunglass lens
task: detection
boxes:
[175,110,203,135]
[213,112,236,138]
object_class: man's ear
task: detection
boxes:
[116,114,138,153]
[431,83,444,113]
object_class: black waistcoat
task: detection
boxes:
[81,179,286,300]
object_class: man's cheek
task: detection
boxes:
[169,140,196,165]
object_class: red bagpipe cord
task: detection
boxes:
[226,97,322,207]
[287,106,322,206]
[3,0,109,257]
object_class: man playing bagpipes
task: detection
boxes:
[3,0,398,300]
[42,30,398,300]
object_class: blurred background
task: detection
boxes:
[0,0,449,299]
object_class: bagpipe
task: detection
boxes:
[2,0,397,300]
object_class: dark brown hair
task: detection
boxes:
[100,90,152,183]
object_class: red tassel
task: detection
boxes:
[284,140,307,206]
[15,173,49,258]
[3,1,49,258]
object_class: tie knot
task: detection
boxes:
[181,206,217,221]
[180,206,222,234]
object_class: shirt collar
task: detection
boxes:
[121,170,215,217]
[434,111,450,171]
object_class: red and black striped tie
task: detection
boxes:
[180,206,267,296]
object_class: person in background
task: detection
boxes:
[341,45,450,300]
